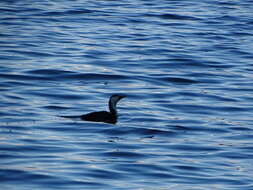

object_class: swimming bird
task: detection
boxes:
[61,94,126,124]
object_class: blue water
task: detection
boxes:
[1,0,253,189]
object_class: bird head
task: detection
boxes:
[110,94,126,105]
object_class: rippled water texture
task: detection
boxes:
[1,0,253,189]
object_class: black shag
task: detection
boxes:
[61,94,126,124]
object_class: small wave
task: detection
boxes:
[43,105,71,110]
[64,73,131,80]
[25,69,74,77]
[156,76,199,84]
[36,9,93,17]
[103,150,146,159]
[6,50,55,57]
[0,73,50,81]
[144,13,200,21]
[101,126,175,138]
[29,91,84,100]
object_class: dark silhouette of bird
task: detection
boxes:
[60,94,126,124]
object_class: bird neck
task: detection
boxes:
[109,100,117,116]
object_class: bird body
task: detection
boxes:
[81,111,117,124]
[61,94,125,124]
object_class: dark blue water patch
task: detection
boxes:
[169,125,229,134]
[101,126,176,138]
[168,118,207,126]
[0,73,51,81]
[170,174,249,186]
[26,69,75,76]
[0,54,31,61]
[205,86,253,94]
[154,76,199,84]
[178,91,238,102]
[229,49,253,58]
[81,168,126,180]
[193,31,231,41]
[4,94,26,101]
[201,61,235,69]
[165,57,233,69]
[231,31,253,38]
[102,140,141,150]
[82,49,115,59]
[37,123,92,134]
[1,16,41,24]
[0,6,42,13]
[5,49,55,57]
[136,171,176,180]
[1,71,131,85]
[126,17,149,24]
[0,7,22,13]
[217,1,240,6]
[35,9,94,17]
[40,180,110,190]
[0,152,25,160]
[0,169,56,182]
[229,126,253,132]
[102,150,146,160]
[216,151,253,160]
[162,103,213,115]
[168,144,221,152]
[37,121,112,135]
[167,103,248,115]
[24,91,85,100]
[173,165,202,172]
[186,72,234,81]
[19,137,61,145]
[0,169,109,189]
[212,43,240,53]
[63,73,131,81]
[169,125,190,131]
[143,13,200,21]
[171,165,222,180]
[113,163,170,174]
[205,123,238,133]
[1,143,75,154]
[140,75,199,86]
[43,105,72,110]
[239,146,253,152]
[2,81,37,88]
[225,133,253,141]
[128,117,167,124]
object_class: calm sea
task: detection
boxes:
[1,0,253,189]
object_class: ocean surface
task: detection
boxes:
[1,0,253,189]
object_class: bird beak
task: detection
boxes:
[119,95,126,100]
